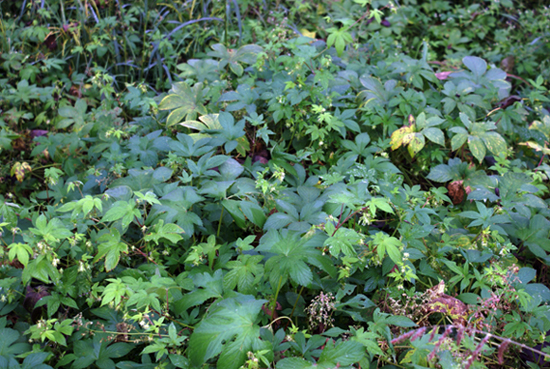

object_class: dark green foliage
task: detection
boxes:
[0,0,550,368]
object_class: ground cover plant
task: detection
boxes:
[1,0,550,368]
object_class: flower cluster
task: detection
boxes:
[306,292,335,333]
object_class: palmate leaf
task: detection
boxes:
[149,187,204,239]
[177,59,220,83]
[276,340,364,369]
[188,295,267,369]
[173,270,223,315]
[326,27,353,57]
[371,232,403,265]
[181,112,248,155]
[207,44,263,76]
[223,255,264,294]
[102,200,141,229]
[257,230,317,288]
[71,334,133,369]
[144,220,184,245]
[390,113,443,157]
[94,228,128,271]
[324,227,360,257]
[0,326,30,359]
[30,214,73,244]
[159,82,208,126]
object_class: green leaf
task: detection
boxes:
[367,197,394,215]
[102,200,140,229]
[482,131,507,156]
[8,242,32,267]
[0,327,30,358]
[463,56,487,79]
[386,315,417,327]
[144,220,184,245]
[257,230,324,288]
[324,227,360,257]
[160,82,208,125]
[385,242,402,266]
[224,255,264,294]
[239,201,266,228]
[371,233,402,265]
[276,357,313,369]
[0,200,18,228]
[422,127,445,146]
[71,334,133,369]
[317,340,364,367]
[468,136,486,164]
[30,215,73,244]
[326,28,353,57]
[94,228,128,271]
[451,132,468,151]
[174,270,223,314]
[188,295,267,369]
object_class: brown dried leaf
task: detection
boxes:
[424,281,468,325]
[500,56,515,73]
[447,180,465,205]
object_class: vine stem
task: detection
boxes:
[332,206,369,236]
[271,275,283,323]
[217,207,224,238]
[264,315,294,330]
[289,286,304,320]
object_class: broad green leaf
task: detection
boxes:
[240,201,266,228]
[30,215,73,245]
[386,242,402,266]
[459,113,471,130]
[258,230,321,288]
[317,340,364,367]
[224,255,264,294]
[160,82,208,125]
[8,242,32,267]
[423,127,445,146]
[468,136,486,163]
[276,357,313,369]
[0,327,30,358]
[188,295,266,369]
[102,200,141,229]
[463,56,487,79]
[144,220,184,245]
[326,28,353,57]
[372,233,402,265]
[174,270,223,314]
[367,197,394,215]
[385,315,417,327]
[324,227,360,257]
[222,199,247,228]
[482,131,507,156]
[451,132,468,151]
[94,228,128,271]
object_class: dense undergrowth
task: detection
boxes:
[1,0,550,368]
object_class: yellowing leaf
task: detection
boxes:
[520,141,550,155]
[11,162,32,182]
[300,29,316,39]
[390,125,415,150]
